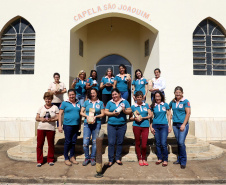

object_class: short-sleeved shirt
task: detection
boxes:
[48,82,66,103]
[75,79,86,96]
[87,77,100,91]
[105,99,130,125]
[132,78,148,95]
[131,103,150,127]
[59,100,81,125]
[114,74,129,92]
[169,98,190,123]
[101,76,114,94]
[37,105,59,131]
[82,99,104,124]
[151,102,169,124]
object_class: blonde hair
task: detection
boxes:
[43,92,53,100]
[77,70,86,79]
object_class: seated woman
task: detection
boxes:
[80,88,105,166]
[36,92,59,167]
[58,89,81,166]
[150,91,171,167]
[132,69,148,102]
[71,70,87,106]
[105,88,132,166]
[129,91,152,166]
[113,64,131,100]
[86,70,100,92]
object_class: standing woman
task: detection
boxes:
[48,72,66,127]
[86,70,100,91]
[129,91,152,166]
[149,68,166,100]
[80,88,105,166]
[36,92,59,167]
[150,91,171,167]
[105,88,132,166]
[113,64,131,100]
[132,69,148,102]
[71,70,86,106]
[169,86,191,169]
[58,89,81,166]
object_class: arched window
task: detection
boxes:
[193,18,226,75]
[0,17,35,74]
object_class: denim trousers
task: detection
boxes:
[120,91,129,100]
[52,103,61,127]
[83,122,101,159]
[107,123,127,162]
[76,94,85,107]
[152,124,169,162]
[63,125,79,160]
[173,122,189,166]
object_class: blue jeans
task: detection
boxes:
[63,125,79,160]
[52,103,61,127]
[173,122,189,166]
[107,123,127,162]
[120,91,129,100]
[76,94,85,107]
[153,124,169,162]
[83,122,101,159]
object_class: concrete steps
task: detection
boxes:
[7,122,224,162]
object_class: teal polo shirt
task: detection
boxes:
[169,98,190,123]
[101,76,114,94]
[114,74,128,92]
[131,103,150,127]
[60,100,81,125]
[105,99,130,125]
[87,77,100,91]
[75,80,86,96]
[151,102,169,124]
[82,99,104,124]
[132,78,148,95]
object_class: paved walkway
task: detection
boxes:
[0,141,226,184]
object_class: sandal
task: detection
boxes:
[162,162,168,167]
[116,160,123,165]
[143,161,149,166]
[139,160,144,166]
[155,160,162,165]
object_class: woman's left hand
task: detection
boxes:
[168,126,172,133]
[180,124,185,132]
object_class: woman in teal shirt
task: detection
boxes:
[105,88,132,166]
[80,88,105,166]
[169,86,191,169]
[150,91,171,167]
[129,91,152,166]
[86,70,100,91]
[58,89,81,166]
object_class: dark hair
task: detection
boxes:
[135,91,143,97]
[68,89,76,95]
[105,68,114,77]
[134,69,143,80]
[174,86,183,93]
[53,72,60,78]
[90,70,97,80]
[119,64,127,74]
[111,88,121,95]
[154,68,161,73]
[87,88,99,100]
[43,92,53,100]
[151,91,165,108]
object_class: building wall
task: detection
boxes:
[0,0,225,141]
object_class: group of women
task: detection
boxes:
[35,65,191,170]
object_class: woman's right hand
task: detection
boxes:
[150,127,155,135]
[113,110,120,116]
[58,126,63,133]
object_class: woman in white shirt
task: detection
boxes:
[149,68,166,100]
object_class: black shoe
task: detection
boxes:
[181,165,186,169]
[173,161,180,165]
